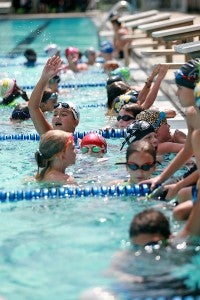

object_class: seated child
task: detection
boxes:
[35,130,77,185]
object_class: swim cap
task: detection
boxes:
[44,44,60,57]
[65,47,80,57]
[80,133,107,153]
[113,93,137,113]
[100,41,114,54]
[110,67,130,81]
[0,78,16,98]
[54,101,80,120]
[84,47,96,58]
[136,110,167,129]
[120,120,155,150]
[11,104,30,121]
[107,75,123,86]
[175,58,200,90]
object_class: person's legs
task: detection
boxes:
[173,200,193,221]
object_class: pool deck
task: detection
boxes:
[125,10,200,135]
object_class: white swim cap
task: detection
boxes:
[44,44,60,57]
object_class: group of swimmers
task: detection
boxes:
[1,14,200,297]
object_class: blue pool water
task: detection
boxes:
[0,16,200,300]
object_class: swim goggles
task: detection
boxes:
[117,115,135,122]
[81,146,103,154]
[126,162,156,171]
[48,92,58,100]
[54,102,79,120]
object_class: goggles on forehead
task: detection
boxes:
[54,102,79,120]
[81,146,103,154]
[127,162,156,171]
[117,115,135,122]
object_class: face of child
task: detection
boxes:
[156,124,171,143]
[117,108,135,129]
[52,108,78,133]
[126,151,156,184]
[81,144,105,157]
[176,85,195,108]
[141,132,158,149]
[67,52,79,64]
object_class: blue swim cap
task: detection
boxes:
[100,41,114,54]
[110,67,130,81]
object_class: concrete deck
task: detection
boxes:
[126,11,200,135]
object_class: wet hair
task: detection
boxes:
[175,58,200,90]
[24,49,37,63]
[35,130,72,181]
[106,81,131,109]
[11,103,30,121]
[126,140,157,163]
[129,208,171,239]
[122,103,143,118]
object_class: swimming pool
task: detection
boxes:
[0,15,200,300]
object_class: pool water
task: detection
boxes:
[0,16,200,300]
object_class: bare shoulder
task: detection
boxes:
[186,106,200,129]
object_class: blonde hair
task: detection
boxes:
[35,130,72,181]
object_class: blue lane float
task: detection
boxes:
[21,83,106,90]
[0,129,127,141]
[0,184,150,202]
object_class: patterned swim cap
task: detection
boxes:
[175,58,200,90]
[0,78,16,98]
[113,93,137,113]
[136,110,167,129]
[120,120,155,150]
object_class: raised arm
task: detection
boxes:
[140,113,194,190]
[137,64,160,106]
[28,56,62,135]
[141,64,169,110]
